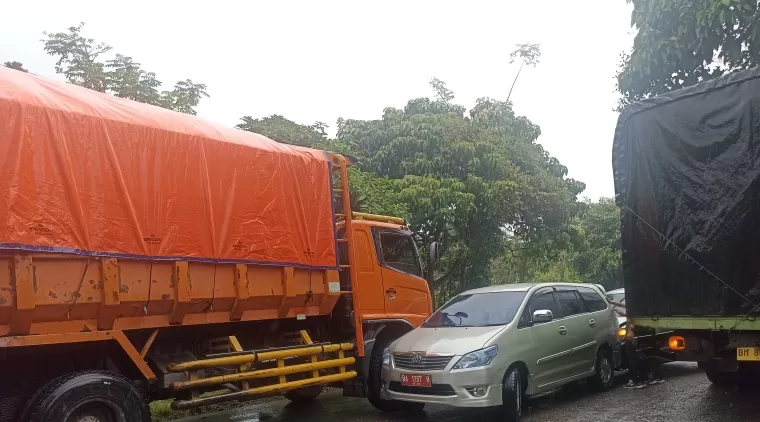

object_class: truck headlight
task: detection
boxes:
[452,345,498,370]
[382,347,391,366]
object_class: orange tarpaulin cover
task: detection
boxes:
[0,67,337,269]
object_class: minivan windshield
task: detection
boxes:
[422,291,528,328]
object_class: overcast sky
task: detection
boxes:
[1,1,634,199]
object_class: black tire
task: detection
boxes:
[589,348,615,391]
[19,370,150,422]
[367,334,425,414]
[705,367,738,387]
[284,385,324,403]
[501,367,524,422]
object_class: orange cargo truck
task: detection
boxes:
[0,67,435,421]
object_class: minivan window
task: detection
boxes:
[526,289,560,324]
[555,290,584,317]
[423,291,528,328]
[375,230,422,277]
[577,286,608,312]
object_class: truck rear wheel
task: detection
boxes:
[284,385,324,403]
[705,367,738,387]
[19,370,150,422]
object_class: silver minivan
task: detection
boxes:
[378,283,619,421]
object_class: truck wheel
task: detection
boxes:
[589,348,614,391]
[501,367,524,422]
[367,334,425,414]
[705,367,738,387]
[19,370,150,422]
[284,385,324,403]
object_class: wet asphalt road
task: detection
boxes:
[175,363,760,422]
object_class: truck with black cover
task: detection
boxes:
[613,67,760,386]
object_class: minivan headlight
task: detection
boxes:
[382,347,391,366]
[452,345,498,370]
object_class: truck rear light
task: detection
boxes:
[669,336,686,351]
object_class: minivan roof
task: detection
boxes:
[461,282,597,295]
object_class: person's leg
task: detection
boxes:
[624,341,645,388]
[651,358,664,383]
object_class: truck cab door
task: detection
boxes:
[373,228,431,327]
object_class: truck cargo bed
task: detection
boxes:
[0,253,341,337]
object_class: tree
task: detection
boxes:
[158,80,209,115]
[507,43,541,102]
[3,61,28,72]
[571,198,623,289]
[43,22,111,92]
[106,55,160,104]
[491,197,623,290]
[338,79,584,304]
[236,115,328,147]
[41,23,209,114]
[617,0,760,108]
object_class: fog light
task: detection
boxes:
[669,335,686,351]
[465,386,488,397]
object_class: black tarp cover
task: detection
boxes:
[613,67,760,318]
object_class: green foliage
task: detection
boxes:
[105,55,161,104]
[158,79,209,115]
[617,0,760,108]
[3,61,28,72]
[43,22,111,92]
[42,23,208,114]
[507,43,542,102]
[236,115,327,147]
[491,197,623,290]
[571,198,623,289]
[337,78,584,303]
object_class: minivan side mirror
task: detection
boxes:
[532,309,553,324]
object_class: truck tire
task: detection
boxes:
[19,370,150,422]
[284,385,324,403]
[501,367,524,422]
[588,348,614,391]
[367,334,425,414]
[705,367,738,387]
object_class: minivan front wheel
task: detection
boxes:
[501,367,523,422]
[589,348,614,391]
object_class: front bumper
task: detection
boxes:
[380,357,504,408]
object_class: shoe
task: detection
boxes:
[624,381,647,389]
[651,379,665,384]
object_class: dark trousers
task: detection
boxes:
[625,340,663,382]
[625,340,643,382]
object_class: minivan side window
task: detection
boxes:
[577,286,608,312]
[554,289,585,317]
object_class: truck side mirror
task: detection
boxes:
[428,242,441,263]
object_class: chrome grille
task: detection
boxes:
[393,354,453,371]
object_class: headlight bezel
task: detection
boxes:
[452,345,498,370]
[382,347,391,366]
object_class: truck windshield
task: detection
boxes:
[423,291,528,328]
[375,230,422,277]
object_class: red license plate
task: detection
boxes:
[400,374,432,387]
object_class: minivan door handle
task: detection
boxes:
[386,288,396,294]
[588,319,597,328]
[558,326,567,335]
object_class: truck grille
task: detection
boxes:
[393,354,453,371]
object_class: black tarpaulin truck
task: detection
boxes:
[612,67,760,386]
